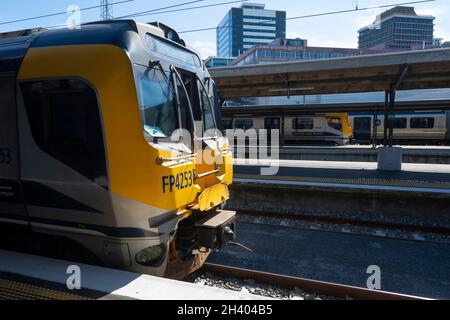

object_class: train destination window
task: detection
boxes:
[410,117,434,129]
[293,118,314,130]
[145,34,201,68]
[20,79,107,184]
[136,65,178,138]
[234,119,253,130]
[393,118,407,129]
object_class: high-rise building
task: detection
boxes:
[216,3,286,57]
[358,6,434,49]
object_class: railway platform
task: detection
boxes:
[0,250,263,300]
[228,159,450,230]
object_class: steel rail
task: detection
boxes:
[202,263,430,300]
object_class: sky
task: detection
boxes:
[1,0,449,58]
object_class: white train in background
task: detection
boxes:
[349,111,450,144]
[222,113,352,146]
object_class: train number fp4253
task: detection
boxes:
[162,170,194,193]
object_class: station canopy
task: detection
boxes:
[210,48,450,100]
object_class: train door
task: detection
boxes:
[17,78,110,229]
[264,117,281,146]
[447,111,450,141]
[353,117,372,141]
[173,69,220,190]
[0,75,28,224]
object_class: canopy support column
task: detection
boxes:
[384,64,409,147]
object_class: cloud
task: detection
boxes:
[415,5,449,18]
[354,6,384,31]
[435,27,450,42]
[191,40,216,59]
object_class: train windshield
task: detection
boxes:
[136,65,178,138]
[327,116,343,131]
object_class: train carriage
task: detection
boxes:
[0,21,234,279]
[223,112,352,146]
[350,111,450,144]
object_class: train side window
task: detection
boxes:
[393,118,407,129]
[20,79,107,186]
[293,118,313,130]
[235,119,253,130]
[222,119,233,130]
[199,83,216,132]
[174,75,190,132]
[410,117,434,129]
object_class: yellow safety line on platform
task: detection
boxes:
[0,278,93,300]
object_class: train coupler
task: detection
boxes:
[194,210,236,251]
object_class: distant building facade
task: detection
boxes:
[358,6,434,49]
[232,38,383,66]
[216,2,286,57]
[204,56,235,68]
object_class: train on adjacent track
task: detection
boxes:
[350,110,450,145]
[222,113,352,146]
[0,20,235,279]
[221,106,450,146]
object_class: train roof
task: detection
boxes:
[0,20,202,74]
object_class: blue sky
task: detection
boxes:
[1,0,449,57]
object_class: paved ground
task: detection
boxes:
[208,222,450,299]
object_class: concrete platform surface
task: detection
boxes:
[281,145,450,150]
[0,250,265,300]
[235,158,450,173]
[233,159,450,194]
[236,145,450,164]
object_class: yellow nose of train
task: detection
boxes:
[0,20,235,279]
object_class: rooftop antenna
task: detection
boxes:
[100,0,113,20]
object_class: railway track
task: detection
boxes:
[234,209,450,237]
[201,263,429,300]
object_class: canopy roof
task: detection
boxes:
[210,48,450,100]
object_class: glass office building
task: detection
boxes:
[217,3,286,57]
[358,6,434,49]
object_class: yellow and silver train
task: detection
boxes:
[222,112,353,146]
[0,21,234,278]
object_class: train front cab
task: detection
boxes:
[284,113,351,146]
[0,21,234,279]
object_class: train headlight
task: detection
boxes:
[135,244,166,267]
